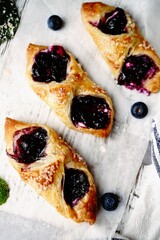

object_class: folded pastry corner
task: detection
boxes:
[81,2,160,94]
[26,43,114,138]
[4,117,97,224]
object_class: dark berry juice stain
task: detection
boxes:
[8,127,48,164]
[90,8,127,35]
[71,95,111,129]
[63,168,89,207]
[32,46,70,83]
[118,54,158,93]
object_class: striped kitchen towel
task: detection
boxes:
[152,117,160,177]
[112,233,129,240]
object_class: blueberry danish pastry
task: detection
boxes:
[4,117,97,224]
[26,43,114,138]
[81,2,160,94]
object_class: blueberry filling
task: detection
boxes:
[71,95,111,129]
[91,8,127,35]
[8,127,48,164]
[118,54,158,92]
[63,168,90,207]
[32,46,70,83]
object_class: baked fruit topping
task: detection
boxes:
[91,7,127,35]
[32,45,70,83]
[118,55,158,93]
[63,168,90,207]
[8,127,47,164]
[71,95,111,129]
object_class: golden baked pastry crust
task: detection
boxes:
[26,43,114,138]
[81,2,160,93]
[4,117,97,224]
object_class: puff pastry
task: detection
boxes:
[4,117,97,224]
[26,43,114,138]
[81,2,160,94]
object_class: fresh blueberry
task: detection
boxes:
[101,193,120,211]
[131,102,148,119]
[47,15,63,31]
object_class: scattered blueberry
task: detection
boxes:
[71,95,111,129]
[63,168,90,207]
[7,127,48,164]
[131,102,148,119]
[101,193,120,211]
[47,15,63,31]
[91,8,127,35]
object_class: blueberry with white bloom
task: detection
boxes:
[47,15,63,31]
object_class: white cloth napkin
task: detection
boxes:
[111,115,160,240]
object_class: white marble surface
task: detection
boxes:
[0,0,160,239]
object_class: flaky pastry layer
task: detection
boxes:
[81,2,160,93]
[26,43,114,138]
[5,117,97,224]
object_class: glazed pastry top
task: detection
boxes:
[81,2,160,94]
[26,43,114,138]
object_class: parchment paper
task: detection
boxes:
[0,0,160,239]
